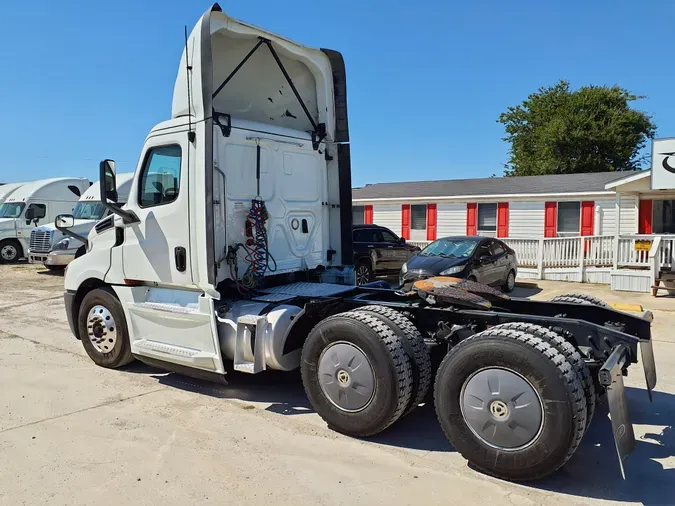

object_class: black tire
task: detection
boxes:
[45,265,66,272]
[78,287,134,369]
[550,293,608,307]
[75,246,86,259]
[355,260,373,286]
[501,269,516,293]
[467,274,477,282]
[493,322,595,431]
[355,305,432,415]
[301,311,413,437]
[0,239,22,264]
[434,327,586,481]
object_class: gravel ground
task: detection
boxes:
[0,264,673,506]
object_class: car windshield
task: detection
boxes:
[420,238,479,258]
[0,202,25,218]
[72,202,106,220]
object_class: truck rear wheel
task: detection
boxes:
[0,239,21,264]
[78,287,134,369]
[492,322,595,431]
[355,305,432,415]
[550,293,608,307]
[434,327,586,481]
[301,311,413,437]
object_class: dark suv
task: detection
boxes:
[353,225,420,285]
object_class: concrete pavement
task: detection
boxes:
[1,265,673,505]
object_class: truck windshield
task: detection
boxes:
[72,202,106,220]
[0,202,25,218]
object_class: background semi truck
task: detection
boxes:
[0,182,25,207]
[0,177,90,263]
[62,4,656,481]
[28,173,134,270]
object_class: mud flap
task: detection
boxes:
[599,345,636,479]
[640,339,657,402]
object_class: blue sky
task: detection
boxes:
[1,0,673,186]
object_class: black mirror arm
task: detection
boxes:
[101,199,139,225]
[55,221,90,248]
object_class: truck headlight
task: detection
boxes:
[55,238,70,250]
[440,265,463,275]
[401,263,408,274]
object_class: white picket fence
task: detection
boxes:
[408,234,675,291]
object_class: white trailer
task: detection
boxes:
[27,173,134,270]
[62,4,656,481]
[0,177,90,263]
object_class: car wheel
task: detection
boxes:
[467,274,477,282]
[501,270,516,293]
[355,261,373,286]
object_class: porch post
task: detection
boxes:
[613,191,621,270]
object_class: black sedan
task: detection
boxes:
[399,236,518,292]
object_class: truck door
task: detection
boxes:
[117,131,224,374]
[122,135,192,285]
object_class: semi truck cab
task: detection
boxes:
[63,4,351,375]
[27,173,134,269]
[0,177,90,263]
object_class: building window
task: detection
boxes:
[352,205,364,225]
[557,201,580,236]
[477,203,497,235]
[411,204,427,230]
[653,200,675,234]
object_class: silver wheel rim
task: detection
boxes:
[87,305,118,354]
[507,272,515,290]
[356,265,370,285]
[1,244,17,261]
[460,367,543,451]
[318,341,376,412]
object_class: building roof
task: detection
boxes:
[352,171,642,201]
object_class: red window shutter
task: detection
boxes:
[639,200,653,234]
[426,204,437,241]
[466,203,477,236]
[581,201,594,236]
[364,205,373,224]
[497,202,509,238]
[401,204,411,239]
[544,202,557,238]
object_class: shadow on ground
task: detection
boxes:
[125,361,672,502]
[532,387,674,505]
[511,284,543,298]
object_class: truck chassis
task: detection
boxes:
[66,276,657,481]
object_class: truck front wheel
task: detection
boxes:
[434,327,586,481]
[78,287,134,369]
[301,311,413,437]
[0,239,21,264]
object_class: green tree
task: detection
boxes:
[498,80,656,176]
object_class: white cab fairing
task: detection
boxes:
[173,4,350,287]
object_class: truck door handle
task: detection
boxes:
[174,246,186,272]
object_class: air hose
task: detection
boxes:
[242,198,277,289]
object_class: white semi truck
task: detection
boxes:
[27,173,134,270]
[0,182,26,206]
[0,177,90,263]
[62,4,656,481]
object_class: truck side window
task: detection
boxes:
[139,145,182,208]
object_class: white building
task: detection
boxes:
[352,138,675,293]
